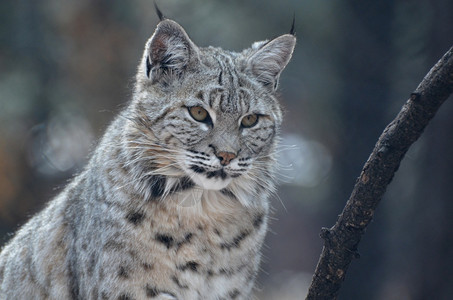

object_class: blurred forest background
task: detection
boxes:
[1,0,452,299]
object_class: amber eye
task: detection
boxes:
[189,106,209,122]
[241,114,259,128]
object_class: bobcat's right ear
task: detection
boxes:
[144,20,198,82]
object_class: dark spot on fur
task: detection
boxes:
[196,91,204,100]
[176,232,194,250]
[126,211,145,225]
[163,176,191,195]
[178,176,195,190]
[219,267,234,276]
[246,268,256,283]
[91,285,99,300]
[220,230,250,250]
[118,293,133,300]
[150,175,166,198]
[103,240,125,251]
[128,249,138,260]
[118,265,129,279]
[145,285,158,297]
[67,252,80,298]
[186,261,199,272]
[233,230,250,245]
[99,268,105,280]
[206,169,228,179]
[142,262,154,271]
[253,213,264,229]
[220,242,230,250]
[177,261,199,272]
[101,291,109,299]
[190,165,205,173]
[218,70,223,85]
[155,233,174,249]
[146,56,152,78]
[206,171,217,179]
[87,253,96,277]
[214,228,221,236]
[219,93,227,113]
[229,289,241,299]
[184,232,193,242]
[172,275,188,289]
[207,269,214,277]
[236,263,247,273]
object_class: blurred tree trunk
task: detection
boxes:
[332,1,395,298]
[379,1,453,299]
[306,45,453,299]
[325,1,453,299]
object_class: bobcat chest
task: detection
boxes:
[102,191,268,299]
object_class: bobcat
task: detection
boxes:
[0,12,295,300]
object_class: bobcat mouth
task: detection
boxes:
[190,165,228,180]
[188,165,232,190]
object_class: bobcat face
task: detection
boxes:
[128,19,295,192]
[155,59,282,190]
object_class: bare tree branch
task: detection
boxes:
[306,46,453,300]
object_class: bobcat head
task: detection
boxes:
[123,17,295,198]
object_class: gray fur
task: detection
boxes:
[0,18,295,300]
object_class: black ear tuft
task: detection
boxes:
[146,56,152,78]
[289,13,296,36]
[154,1,165,21]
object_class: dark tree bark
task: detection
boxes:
[306,46,453,300]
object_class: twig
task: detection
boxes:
[306,46,453,300]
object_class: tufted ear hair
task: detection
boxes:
[247,34,296,91]
[143,19,198,83]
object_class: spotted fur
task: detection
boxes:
[0,18,295,299]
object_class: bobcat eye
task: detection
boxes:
[241,114,259,128]
[189,106,209,122]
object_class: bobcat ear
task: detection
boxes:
[247,34,296,91]
[144,19,198,81]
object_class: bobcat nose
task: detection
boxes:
[217,151,236,166]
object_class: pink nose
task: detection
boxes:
[216,152,236,166]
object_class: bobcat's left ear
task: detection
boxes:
[143,19,199,82]
[247,34,296,91]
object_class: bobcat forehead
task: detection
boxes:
[0,15,295,299]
